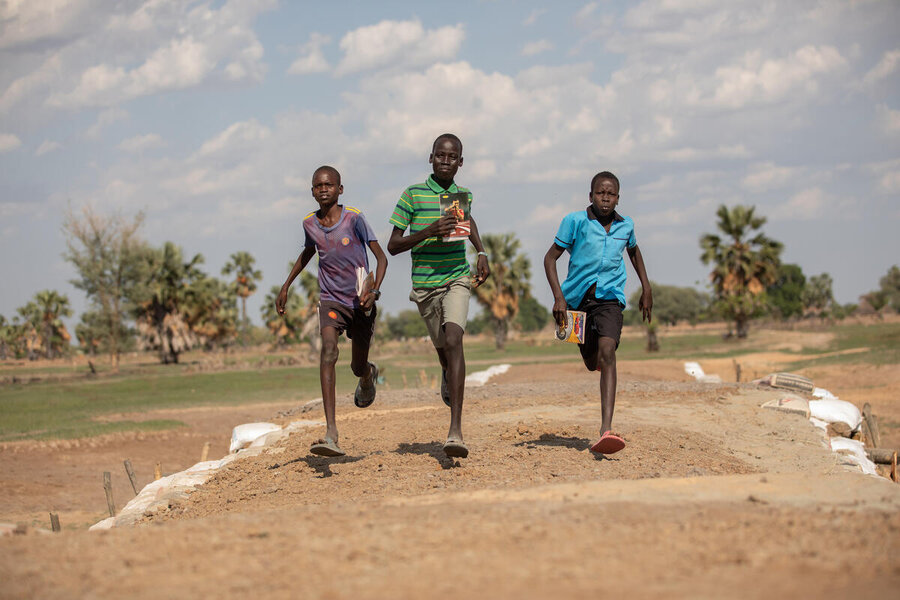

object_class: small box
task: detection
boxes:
[555,310,586,344]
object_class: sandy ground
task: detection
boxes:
[1,358,899,599]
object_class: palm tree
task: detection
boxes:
[182,275,239,350]
[133,242,205,364]
[17,290,73,359]
[700,205,782,338]
[470,233,532,349]
[261,285,305,346]
[222,251,262,326]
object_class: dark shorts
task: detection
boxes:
[318,300,377,342]
[574,292,624,361]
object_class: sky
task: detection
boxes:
[1,0,899,329]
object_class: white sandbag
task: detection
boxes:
[809,399,862,431]
[809,417,829,431]
[812,387,838,401]
[466,364,511,387]
[88,517,116,531]
[830,437,878,475]
[229,422,282,453]
[684,362,705,378]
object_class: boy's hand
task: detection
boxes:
[639,289,653,323]
[552,297,568,329]
[275,286,288,315]
[427,214,458,238]
[473,254,491,288]
[360,290,377,310]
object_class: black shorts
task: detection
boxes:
[574,292,624,361]
[318,300,377,342]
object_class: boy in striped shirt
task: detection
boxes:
[387,133,490,459]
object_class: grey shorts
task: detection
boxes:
[409,276,471,348]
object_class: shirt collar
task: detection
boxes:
[586,205,624,222]
[427,174,458,194]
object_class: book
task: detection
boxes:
[355,267,375,314]
[555,310,586,344]
[439,192,471,242]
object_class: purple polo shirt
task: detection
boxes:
[303,205,377,308]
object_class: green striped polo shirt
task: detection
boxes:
[390,175,473,288]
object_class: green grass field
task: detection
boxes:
[1,321,897,442]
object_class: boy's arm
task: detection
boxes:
[627,244,653,322]
[543,244,567,328]
[360,240,388,310]
[386,216,457,255]
[276,246,316,315]
[468,216,490,288]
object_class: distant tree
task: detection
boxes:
[514,295,551,333]
[75,310,108,357]
[184,275,239,350]
[877,265,900,312]
[802,273,835,317]
[767,263,806,319]
[262,285,306,346]
[222,251,263,327]
[386,310,429,340]
[0,315,13,359]
[700,205,783,338]
[470,233,531,349]
[17,290,73,359]
[132,242,205,364]
[63,206,146,370]
[629,282,708,327]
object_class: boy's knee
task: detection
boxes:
[598,340,616,367]
[350,361,368,377]
[320,343,339,365]
[442,323,464,350]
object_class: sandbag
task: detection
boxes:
[229,422,282,453]
[809,399,862,431]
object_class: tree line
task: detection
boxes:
[1,204,897,364]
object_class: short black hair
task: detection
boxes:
[590,171,619,194]
[432,133,463,155]
[312,165,341,186]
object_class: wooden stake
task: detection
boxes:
[154,462,162,480]
[200,441,210,462]
[401,372,408,388]
[865,448,900,464]
[862,403,881,448]
[733,360,742,383]
[102,471,116,517]
[49,512,60,533]
[123,459,138,495]
[892,451,897,483]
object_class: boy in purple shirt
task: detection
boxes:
[277,166,388,457]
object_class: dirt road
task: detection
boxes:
[1,361,899,598]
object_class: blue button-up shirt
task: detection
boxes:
[554,208,637,309]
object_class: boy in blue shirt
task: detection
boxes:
[543,171,652,455]
[276,166,388,457]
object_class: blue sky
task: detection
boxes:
[1,0,898,328]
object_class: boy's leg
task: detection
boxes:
[349,307,377,407]
[441,322,465,442]
[596,336,618,435]
[318,326,341,445]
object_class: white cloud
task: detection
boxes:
[863,49,900,86]
[575,3,599,22]
[769,187,843,221]
[0,133,22,152]
[522,9,546,26]
[118,133,164,153]
[710,45,846,108]
[335,19,464,76]
[663,144,749,162]
[521,39,553,56]
[35,140,62,156]
[4,1,274,112]
[876,103,900,133]
[84,107,128,139]
[288,32,331,75]
[741,162,796,191]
